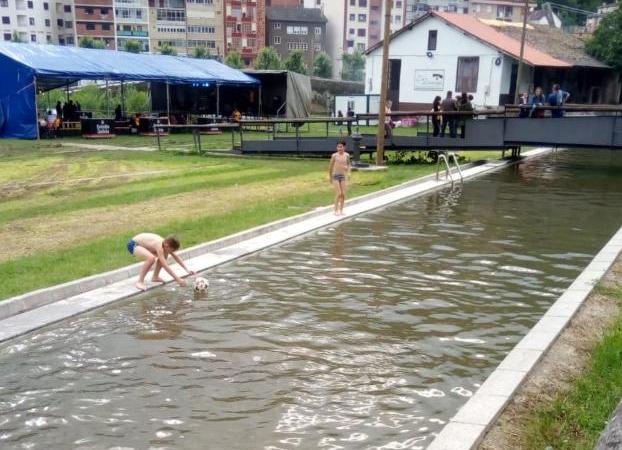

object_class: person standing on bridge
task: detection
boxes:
[440,91,457,138]
[530,87,546,118]
[548,84,570,118]
[328,140,351,216]
[431,96,442,137]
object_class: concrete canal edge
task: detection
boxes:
[0,147,552,343]
[427,226,622,450]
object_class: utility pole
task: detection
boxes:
[375,0,393,166]
[515,0,530,103]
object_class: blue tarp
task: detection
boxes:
[0,42,259,139]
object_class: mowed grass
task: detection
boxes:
[524,284,622,450]
[0,135,502,300]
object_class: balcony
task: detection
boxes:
[116,30,148,37]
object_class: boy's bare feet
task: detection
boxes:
[152,277,165,283]
[135,281,147,291]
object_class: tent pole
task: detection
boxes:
[216,83,220,118]
[166,81,171,124]
[65,82,69,102]
[34,76,40,140]
[106,79,110,117]
[148,82,152,114]
[121,81,125,118]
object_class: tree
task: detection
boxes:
[284,50,307,74]
[586,7,622,73]
[11,32,22,43]
[313,52,333,78]
[123,40,142,54]
[79,36,106,49]
[255,47,282,70]
[159,44,177,56]
[341,50,365,82]
[192,47,210,59]
[225,51,245,69]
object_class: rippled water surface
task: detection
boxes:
[2,151,622,450]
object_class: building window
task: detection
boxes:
[29,17,35,25]
[497,5,512,19]
[101,8,109,15]
[396,1,402,7]
[66,36,74,45]
[30,34,36,42]
[85,7,93,14]
[359,0,367,6]
[350,0,355,5]
[3,33,11,41]
[427,30,437,51]
[46,34,51,42]
[27,0,33,8]
[43,2,48,10]
[64,5,71,13]
[274,22,281,29]
[315,26,321,35]
[57,18,63,26]
[349,13,355,21]
[45,18,50,26]
[2,16,9,24]
[65,21,72,28]
[86,23,95,30]
[394,15,401,23]
[357,42,365,51]
[0,0,8,6]
[456,56,479,92]
[357,28,366,36]
[314,43,321,51]
[347,39,354,47]
[358,14,366,22]
[274,36,280,44]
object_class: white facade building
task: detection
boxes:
[364,12,568,108]
[114,0,150,52]
[0,0,75,45]
[304,0,346,78]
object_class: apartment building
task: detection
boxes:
[75,0,115,48]
[266,6,326,66]
[0,0,75,45]
[405,0,469,22]
[114,0,150,52]
[148,0,186,54]
[266,0,302,5]
[224,0,266,66]
[186,0,223,57]
[469,0,535,22]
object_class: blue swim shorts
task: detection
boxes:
[127,239,137,255]
[333,174,346,182]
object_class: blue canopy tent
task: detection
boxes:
[0,42,259,139]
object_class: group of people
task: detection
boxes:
[431,91,474,138]
[518,84,570,118]
[55,100,82,122]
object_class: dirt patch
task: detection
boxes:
[478,257,622,450]
[0,174,328,262]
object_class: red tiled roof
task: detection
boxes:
[366,12,571,68]
[435,12,570,67]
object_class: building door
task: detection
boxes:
[388,59,401,109]
[508,63,518,103]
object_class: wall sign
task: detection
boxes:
[414,70,445,91]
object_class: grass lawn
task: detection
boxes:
[523,283,622,449]
[0,135,501,301]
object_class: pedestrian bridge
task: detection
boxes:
[239,106,622,156]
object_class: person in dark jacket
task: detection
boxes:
[530,87,546,118]
[431,96,442,137]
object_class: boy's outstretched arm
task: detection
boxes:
[156,247,186,286]
[171,252,196,275]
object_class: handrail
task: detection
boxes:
[504,104,622,112]
[240,117,357,125]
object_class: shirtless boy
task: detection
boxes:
[328,140,351,216]
[127,233,195,291]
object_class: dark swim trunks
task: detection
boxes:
[127,239,137,255]
[333,174,345,182]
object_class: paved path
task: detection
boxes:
[62,142,158,152]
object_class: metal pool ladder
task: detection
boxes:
[436,151,464,183]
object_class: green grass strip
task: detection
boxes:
[524,284,622,450]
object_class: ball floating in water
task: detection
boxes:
[193,277,209,293]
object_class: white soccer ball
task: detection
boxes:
[193,277,209,293]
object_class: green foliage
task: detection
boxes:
[159,44,177,56]
[284,50,307,74]
[550,0,601,26]
[586,6,622,72]
[79,36,106,49]
[38,84,149,117]
[192,47,210,59]
[225,51,245,69]
[123,40,142,54]
[255,47,283,70]
[313,52,333,78]
[341,50,365,82]
[11,31,23,43]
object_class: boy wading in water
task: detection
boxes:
[328,140,351,216]
[127,233,195,291]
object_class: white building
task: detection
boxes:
[0,0,75,45]
[364,11,572,108]
[114,0,150,52]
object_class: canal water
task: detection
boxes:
[1,150,622,450]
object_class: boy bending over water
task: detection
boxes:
[127,233,195,291]
[328,140,351,216]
